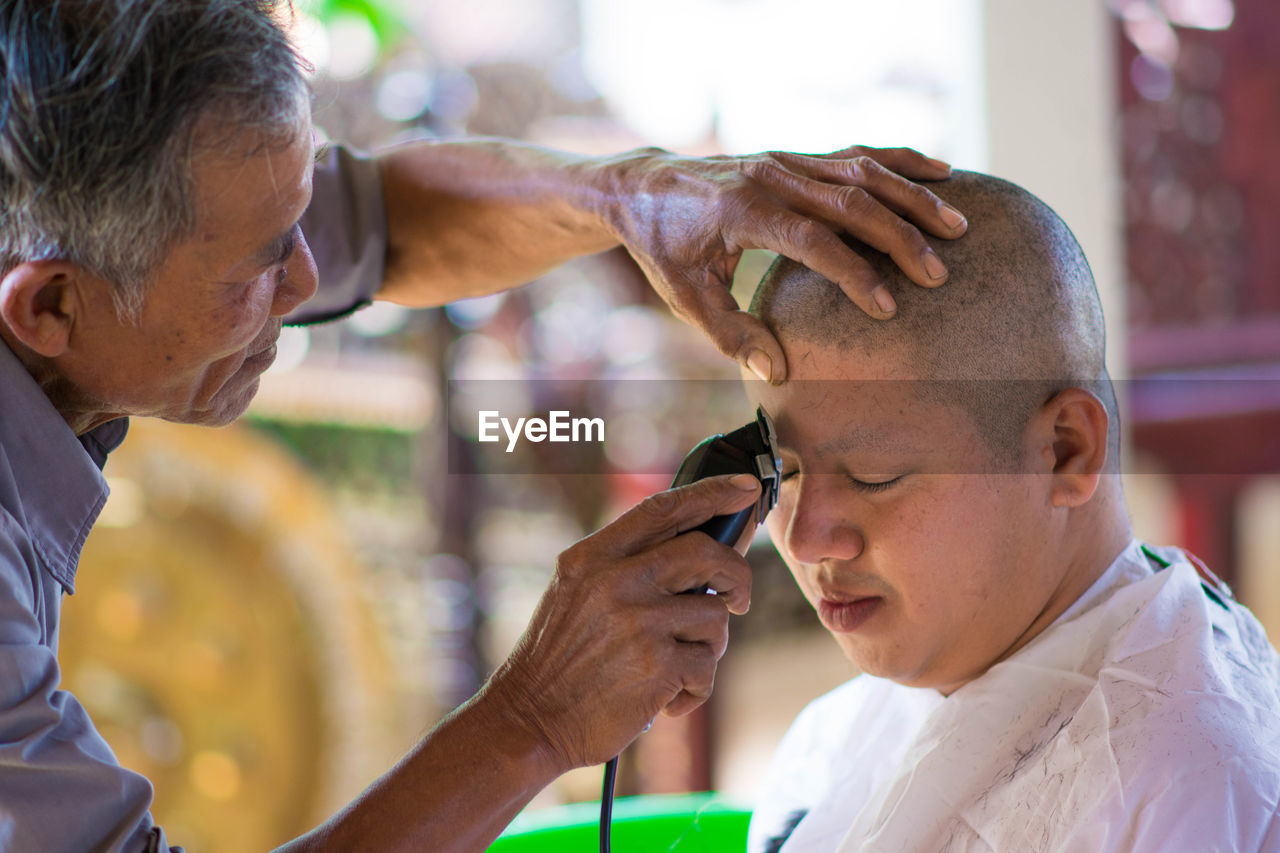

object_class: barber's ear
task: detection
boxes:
[0,261,81,357]
[1032,387,1109,508]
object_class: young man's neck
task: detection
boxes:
[963,483,1134,694]
[1065,478,1136,595]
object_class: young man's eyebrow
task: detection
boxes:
[770,408,916,458]
[813,429,916,458]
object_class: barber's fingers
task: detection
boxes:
[615,529,753,614]
[725,204,901,319]
[770,151,967,241]
[579,474,761,563]
[630,595,728,719]
[661,640,721,719]
[664,590,735,652]
[734,158,960,291]
[658,274,787,385]
[818,143,954,181]
[762,176,945,293]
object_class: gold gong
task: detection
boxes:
[59,419,400,853]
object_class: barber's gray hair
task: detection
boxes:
[0,0,309,320]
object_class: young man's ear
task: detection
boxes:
[1032,387,1110,508]
[0,261,81,357]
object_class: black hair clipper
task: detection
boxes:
[600,406,782,853]
[671,405,782,551]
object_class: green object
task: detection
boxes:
[490,793,752,852]
[298,0,406,48]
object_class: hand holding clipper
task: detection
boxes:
[669,406,781,590]
[599,406,782,851]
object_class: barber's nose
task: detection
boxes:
[271,230,319,317]
[779,474,865,566]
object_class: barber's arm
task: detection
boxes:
[373,139,967,382]
[275,474,761,853]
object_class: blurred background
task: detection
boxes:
[59,0,1280,849]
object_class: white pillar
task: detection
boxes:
[981,0,1126,378]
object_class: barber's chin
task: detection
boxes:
[182,377,262,428]
[200,347,277,424]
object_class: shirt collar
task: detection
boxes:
[1052,538,1150,626]
[0,341,126,593]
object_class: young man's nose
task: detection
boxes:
[781,474,866,565]
[271,232,319,317]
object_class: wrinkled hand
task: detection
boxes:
[604,144,968,383]
[485,474,760,773]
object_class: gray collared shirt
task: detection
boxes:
[0,145,385,852]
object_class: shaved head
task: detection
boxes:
[751,170,1116,465]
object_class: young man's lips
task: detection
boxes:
[817,596,882,633]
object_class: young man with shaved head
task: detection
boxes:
[744,171,1280,852]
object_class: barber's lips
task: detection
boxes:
[241,343,278,373]
[244,332,281,366]
[817,596,882,633]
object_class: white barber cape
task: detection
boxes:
[748,541,1280,853]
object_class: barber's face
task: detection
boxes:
[746,343,1062,695]
[61,120,318,428]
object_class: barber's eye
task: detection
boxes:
[848,476,901,494]
[779,469,799,483]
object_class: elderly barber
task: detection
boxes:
[0,1,966,851]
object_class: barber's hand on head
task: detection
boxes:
[484,473,760,773]
[606,144,968,383]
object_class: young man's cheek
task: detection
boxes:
[765,513,814,601]
[765,502,790,556]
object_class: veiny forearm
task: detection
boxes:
[376,139,636,306]
[274,681,563,853]
[372,139,965,381]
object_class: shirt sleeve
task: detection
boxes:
[0,520,182,852]
[288,144,388,326]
